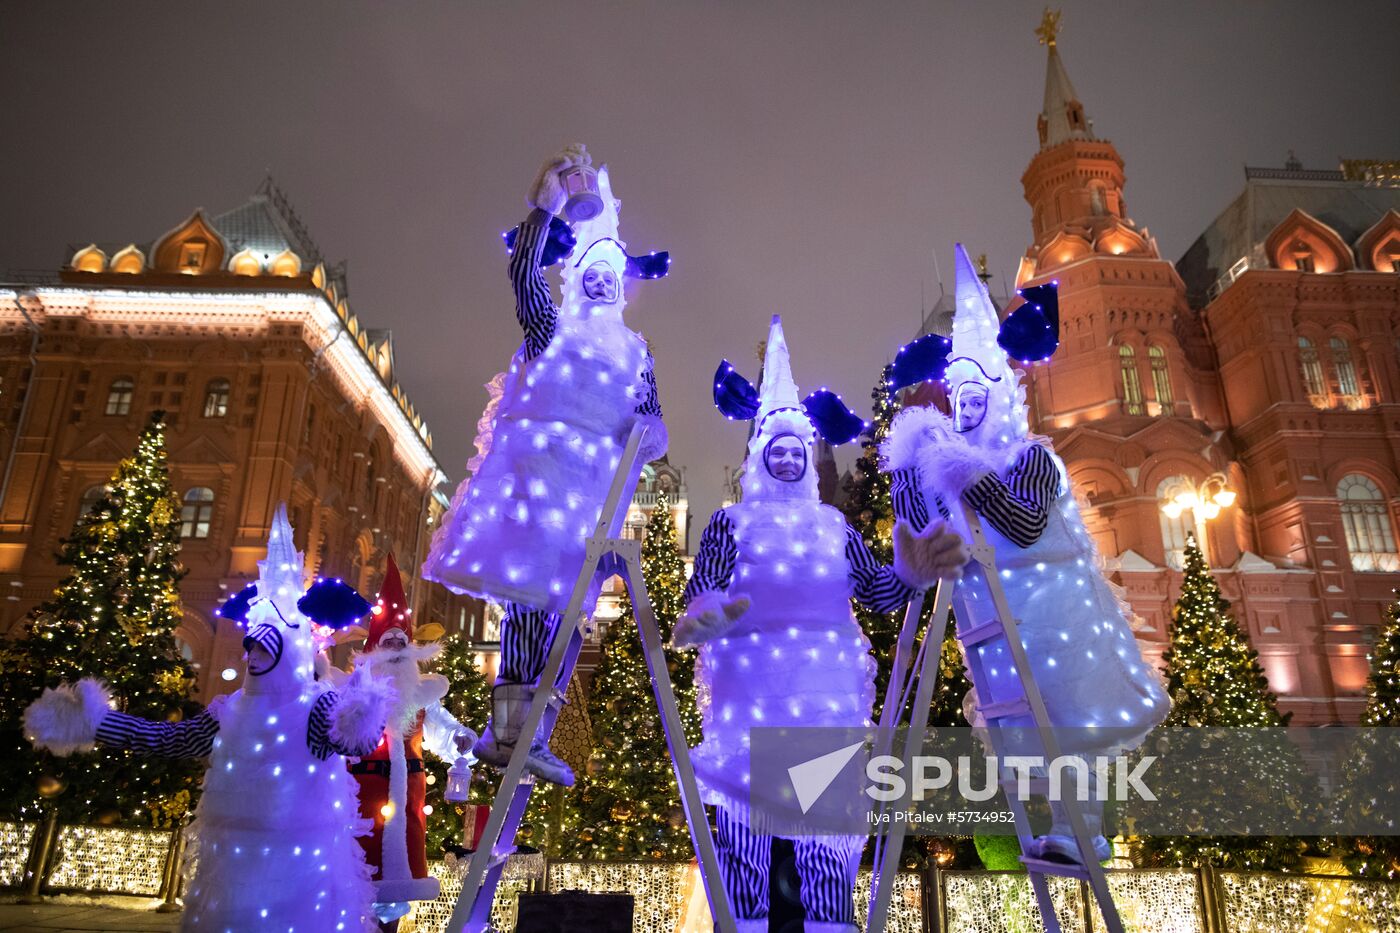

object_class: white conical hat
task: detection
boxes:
[945,244,1029,448]
[256,503,305,617]
[740,315,818,502]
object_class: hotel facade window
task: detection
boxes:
[202,379,230,418]
[106,378,134,416]
[180,487,215,539]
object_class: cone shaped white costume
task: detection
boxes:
[884,247,1169,757]
[182,506,377,931]
[692,316,875,825]
[424,165,664,614]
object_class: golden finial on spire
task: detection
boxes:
[1036,7,1062,48]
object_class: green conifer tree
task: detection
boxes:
[1133,534,1310,870]
[562,490,700,860]
[424,633,493,857]
[0,412,202,826]
[1331,591,1400,878]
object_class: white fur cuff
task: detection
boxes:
[23,679,113,756]
[329,677,393,757]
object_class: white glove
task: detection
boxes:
[893,519,970,588]
[527,143,591,215]
[670,592,751,649]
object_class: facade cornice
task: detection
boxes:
[0,285,447,489]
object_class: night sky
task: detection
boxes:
[3,2,1398,532]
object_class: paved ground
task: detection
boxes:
[0,897,180,932]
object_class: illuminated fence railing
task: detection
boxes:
[0,823,36,888]
[4,823,1400,933]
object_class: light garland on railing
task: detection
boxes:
[0,823,36,888]
[45,825,172,896]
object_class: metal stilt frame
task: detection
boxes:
[443,422,737,933]
[866,504,1126,933]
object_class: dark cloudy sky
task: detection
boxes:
[3,2,1398,533]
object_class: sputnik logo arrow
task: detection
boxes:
[787,740,865,814]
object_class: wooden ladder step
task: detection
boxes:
[958,618,1010,648]
[1020,856,1093,880]
[977,697,1033,721]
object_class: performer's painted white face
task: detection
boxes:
[582,261,620,303]
[955,383,989,433]
[244,641,275,675]
[764,433,807,482]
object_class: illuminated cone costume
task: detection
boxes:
[883,245,1170,862]
[22,506,388,932]
[680,317,965,932]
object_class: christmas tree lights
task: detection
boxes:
[0,412,201,826]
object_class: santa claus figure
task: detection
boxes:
[882,245,1170,863]
[674,317,968,933]
[423,144,670,786]
[22,506,389,932]
[348,554,476,929]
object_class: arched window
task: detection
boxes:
[1119,345,1144,415]
[105,378,134,416]
[1331,337,1360,399]
[180,487,215,539]
[1090,185,1107,216]
[79,485,107,519]
[1299,337,1327,404]
[1157,476,1192,570]
[202,379,230,418]
[1338,475,1399,572]
[1149,346,1173,409]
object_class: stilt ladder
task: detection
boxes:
[866,504,1127,933]
[444,422,738,933]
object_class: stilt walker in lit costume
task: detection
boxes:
[423,145,670,787]
[347,554,476,930]
[673,317,969,932]
[882,245,1171,863]
[23,505,390,931]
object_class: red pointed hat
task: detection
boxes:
[366,553,412,650]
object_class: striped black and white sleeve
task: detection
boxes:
[890,467,951,530]
[963,444,1060,548]
[509,208,559,362]
[94,708,220,759]
[683,510,738,602]
[307,690,383,761]
[635,350,662,418]
[845,523,917,613]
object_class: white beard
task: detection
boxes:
[354,641,446,732]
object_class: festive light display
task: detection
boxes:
[0,412,201,826]
[422,635,492,858]
[46,824,170,895]
[1132,534,1313,871]
[1332,590,1400,879]
[561,490,700,860]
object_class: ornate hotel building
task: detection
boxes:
[912,27,1400,725]
[0,180,486,701]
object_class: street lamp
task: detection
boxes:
[1160,472,1236,563]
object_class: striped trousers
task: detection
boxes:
[715,807,861,924]
[499,602,560,685]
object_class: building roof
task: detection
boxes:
[1176,159,1400,305]
[1040,44,1095,149]
[915,285,1010,339]
[211,177,323,263]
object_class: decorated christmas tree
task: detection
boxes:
[0,412,202,826]
[562,490,701,860]
[1132,533,1310,869]
[423,632,493,858]
[1331,591,1400,878]
[840,371,973,868]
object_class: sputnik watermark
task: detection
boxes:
[864,754,1158,804]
